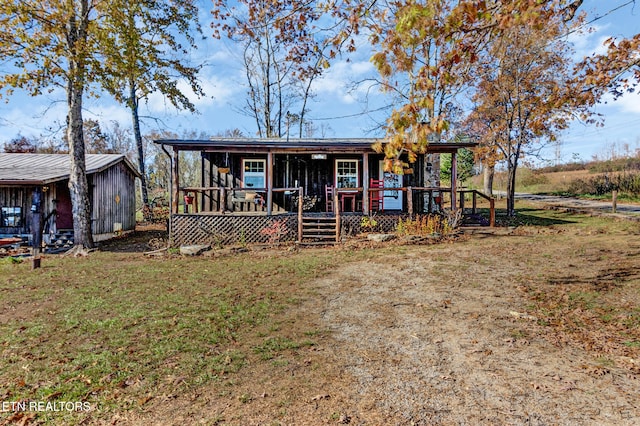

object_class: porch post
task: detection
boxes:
[451,151,458,211]
[297,187,303,243]
[267,151,274,215]
[171,146,180,215]
[362,153,369,214]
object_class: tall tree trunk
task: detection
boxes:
[66,0,94,251]
[483,163,494,196]
[506,158,518,217]
[128,78,149,207]
[67,77,95,249]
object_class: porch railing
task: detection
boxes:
[179,186,306,241]
[178,185,495,228]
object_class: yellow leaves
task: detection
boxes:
[370,51,392,77]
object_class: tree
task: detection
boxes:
[368,0,586,165]
[3,135,37,153]
[441,147,474,184]
[69,119,111,154]
[0,0,106,250]
[369,0,475,172]
[213,0,363,138]
[98,0,204,208]
[469,17,592,216]
[580,33,640,101]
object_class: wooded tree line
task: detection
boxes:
[0,0,638,250]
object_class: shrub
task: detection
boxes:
[396,214,454,237]
[567,171,640,198]
[260,219,290,245]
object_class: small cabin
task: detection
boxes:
[155,137,494,246]
[0,153,140,243]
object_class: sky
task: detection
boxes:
[0,0,638,165]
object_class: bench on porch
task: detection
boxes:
[231,190,265,206]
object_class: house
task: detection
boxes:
[154,137,494,246]
[0,153,140,244]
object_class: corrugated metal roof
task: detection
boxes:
[0,153,140,185]
[154,137,477,154]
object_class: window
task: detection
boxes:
[242,159,266,189]
[1,207,22,227]
[335,159,358,189]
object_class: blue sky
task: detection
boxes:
[0,0,638,164]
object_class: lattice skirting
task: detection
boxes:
[170,213,409,246]
[171,214,298,246]
[340,213,408,236]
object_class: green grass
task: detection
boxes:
[0,250,354,424]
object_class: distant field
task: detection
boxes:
[471,164,639,201]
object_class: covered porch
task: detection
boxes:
[155,137,494,245]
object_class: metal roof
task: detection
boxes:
[154,137,477,154]
[0,153,140,185]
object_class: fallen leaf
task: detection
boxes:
[311,394,330,401]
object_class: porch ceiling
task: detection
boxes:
[154,137,476,154]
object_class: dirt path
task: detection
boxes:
[125,227,639,425]
[505,192,640,216]
[306,234,640,425]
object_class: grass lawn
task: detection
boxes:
[0,246,370,424]
[1,203,639,424]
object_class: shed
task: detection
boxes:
[0,153,140,243]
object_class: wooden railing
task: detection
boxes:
[458,189,496,227]
[179,186,305,215]
[178,185,495,229]
[405,187,495,227]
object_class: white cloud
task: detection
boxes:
[569,23,612,60]
[314,60,376,104]
[0,99,68,138]
[143,70,243,115]
[609,91,640,115]
[83,102,131,125]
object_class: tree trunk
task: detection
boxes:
[483,163,494,196]
[67,77,95,249]
[506,160,518,217]
[129,78,149,207]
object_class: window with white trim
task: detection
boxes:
[1,206,22,227]
[242,159,266,189]
[335,159,358,189]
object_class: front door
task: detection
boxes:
[379,161,403,210]
[55,182,74,230]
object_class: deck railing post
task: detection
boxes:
[219,187,226,213]
[407,187,413,218]
[335,191,341,242]
[472,191,477,214]
[297,187,303,243]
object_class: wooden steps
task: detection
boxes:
[45,230,74,253]
[300,216,338,244]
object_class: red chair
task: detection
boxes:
[325,185,335,212]
[369,179,384,212]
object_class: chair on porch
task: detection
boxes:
[325,185,334,212]
[369,178,384,212]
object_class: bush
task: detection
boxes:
[567,171,640,198]
[396,214,454,237]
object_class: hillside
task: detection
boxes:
[471,156,640,201]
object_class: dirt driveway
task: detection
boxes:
[125,220,639,426]
[309,237,639,425]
